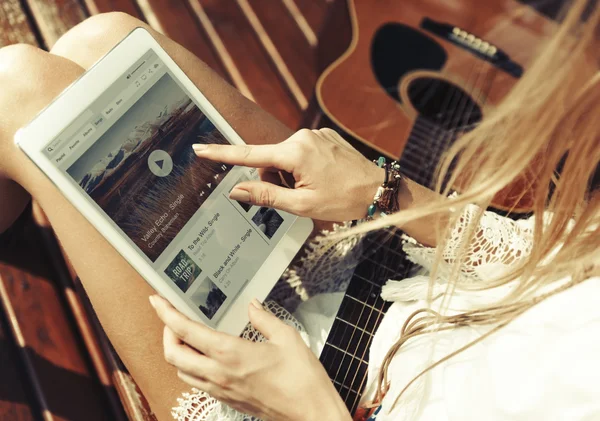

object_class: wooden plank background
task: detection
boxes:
[0,0,335,419]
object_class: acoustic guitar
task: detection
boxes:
[316,0,556,215]
[314,0,555,415]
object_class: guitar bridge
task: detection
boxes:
[420,17,523,78]
[450,27,498,57]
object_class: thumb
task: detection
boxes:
[248,300,288,340]
[229,181,306,215]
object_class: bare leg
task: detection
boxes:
[0,13,294,421]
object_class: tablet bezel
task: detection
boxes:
[14,27,313,335]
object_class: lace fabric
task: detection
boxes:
[403,203,533,283]
[267,221,366,312]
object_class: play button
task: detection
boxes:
[148,150,173,177]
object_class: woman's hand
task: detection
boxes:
[149,295,351,421]
[193,128,384,221]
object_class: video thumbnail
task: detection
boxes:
[164,249,202,292]
[67,74,232,261]
[192,277,227,320]
[251,207,284,239]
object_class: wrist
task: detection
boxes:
[360,158,405,220]
[353,164,385,220]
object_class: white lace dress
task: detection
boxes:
[172,207,600,421]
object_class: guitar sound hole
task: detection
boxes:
[407,77,483,129]
[371,23,447,102]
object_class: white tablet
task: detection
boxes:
[15,27,313,335]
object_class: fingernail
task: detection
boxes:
[250,298,263,310]
[193,144,208,152]
[229,188,251,202]
[149,295,157,308]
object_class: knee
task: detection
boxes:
[0,44,82,153]
[0,43,45,76]
[51,12,147,67]
[0,44,55,112]
[0,44,41,147]
[0,45,42,169]
[71,11,143,39]
[0,42,81,100]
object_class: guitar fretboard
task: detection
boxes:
[319,230,413,413]
[319,115,456,413]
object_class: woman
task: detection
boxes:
[0,1,598,420]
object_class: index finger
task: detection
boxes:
[150,295,237,358]
[192,143,294,172]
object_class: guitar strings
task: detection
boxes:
[342,240,394,408]
[342,237,402,407]
[411,77,458,188]
[336,70,481,407]
[430,59,496,199]
[410,58,479,188]
[346,235,412,411]
[347,64,495,411]
[421,61,483,189]
[402,119,482,180]
[324,231,396,405]
[342,58,497,412]
[319,230,394,389]
[429,63,488,188]
[414,58,488,191]
[328,280,375,392]
[338,282,379,401]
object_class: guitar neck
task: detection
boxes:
[319,229,413,413]
[319,115,454,413]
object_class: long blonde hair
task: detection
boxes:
[334,0,600,408]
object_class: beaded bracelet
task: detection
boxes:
[366,157,403,220]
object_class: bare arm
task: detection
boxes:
[393,176,449,247]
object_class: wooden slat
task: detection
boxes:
[186,0,255,101]
[245,0,316,109]
[23,0,87,49]
[0,271,113,420]
[0,0,38,47]
[291,0,330,38]
[0,211,116,421]
[194,0,302,128]
[0,313,36,421]
[282,0,318,47]
[82,0,143,18]
[314,0,352,72]
[135,0,230,81]
[301,0,350,128]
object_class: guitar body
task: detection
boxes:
[316,0,555,212]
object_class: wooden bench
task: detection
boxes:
[0,1,339,419]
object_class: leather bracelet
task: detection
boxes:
[367,158,403,219]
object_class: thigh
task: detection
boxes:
[0,14,294,421]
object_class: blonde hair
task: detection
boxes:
[334,0,600,408]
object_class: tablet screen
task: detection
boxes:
[41,49,296,327]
